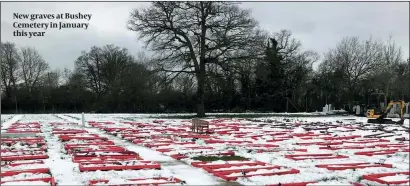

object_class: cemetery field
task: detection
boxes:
[1,114,409,186]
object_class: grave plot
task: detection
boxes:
[106,129,151,140]
[1,136,49,161]
[253,148,308,153]
[92,122,186,144]
[128,133,170,142]
[265,182,317,186]
[319,145,377,150]
[72,115,409,185]
[156,146,215,153]
[292,132,333,140]
[54,128,153,171]
[224,143,308,154]
[320,135,361,141]
[94,122,228,159]
[343,138,391,144]
[5,122,42,134]
[285,153,349,161]
[89,121,116,125]
[64,140,116,148]
[1,126,55,186]
[88,177,183,186]
[354,149,400,156]
[204,139,253,144]
[58,133,109,142]
[4,115,205,185]
[191,160,300,181]
[1,160,50,177]
[49,122,79,127]
[47,123,186,185]
[315,162,393,170]
[1,177,56,186]
[78,160,161,172]
[144,141,196,148]
[300,122,339,131]
[1,137,48,151]
[266,182,316,186]
[71,150,143,163]
[177,133,213,139]
[56,120,196,185]
[362,172,410,185]
[1,150,49,161]
[129,137,189,146]
[317,140,409,154]
[265,136,293,142]
[52,129,87,135]
[170,150,236,160]
[375,143,410,148]
[132,137,168,145]
[296,141,344,146]
[65,145,126,154]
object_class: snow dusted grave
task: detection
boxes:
[1,114,409,186]
[1,114,23,130]
[56,114,221,185]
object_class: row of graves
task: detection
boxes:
[88,118,409,186]
[1,116,409,185]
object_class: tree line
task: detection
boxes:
[1,2,409,116]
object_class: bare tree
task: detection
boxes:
[61,68,73,85]
[43,69,61,88]
[322,36,384,110]
[75,45,135,97]
[272,30,318,98]
[394,58,410,100]
[20,47,49,92]
[272,30,303,63]
[75,46,105,96]
[378,36,404,102]
[128,2,263,116]
[407,58,410,99]
[0,42,20,97]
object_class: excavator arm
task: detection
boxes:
[367,100,405,124]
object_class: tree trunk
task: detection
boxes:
[384,94,388,108]
[196,65,206,117]
[14,95,18,114]
[348,99,353,113]
[408,59,410,100]
[197,3,207,118]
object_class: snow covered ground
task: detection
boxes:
[1,114,409,186]
[1,115,25,139]
[1,114,14,124]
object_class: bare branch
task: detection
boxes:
[19,47,49,92]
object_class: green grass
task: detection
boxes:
[191,155,248,161]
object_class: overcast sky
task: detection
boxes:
[1,2,409,70]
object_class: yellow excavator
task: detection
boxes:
[366,100,406,124]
